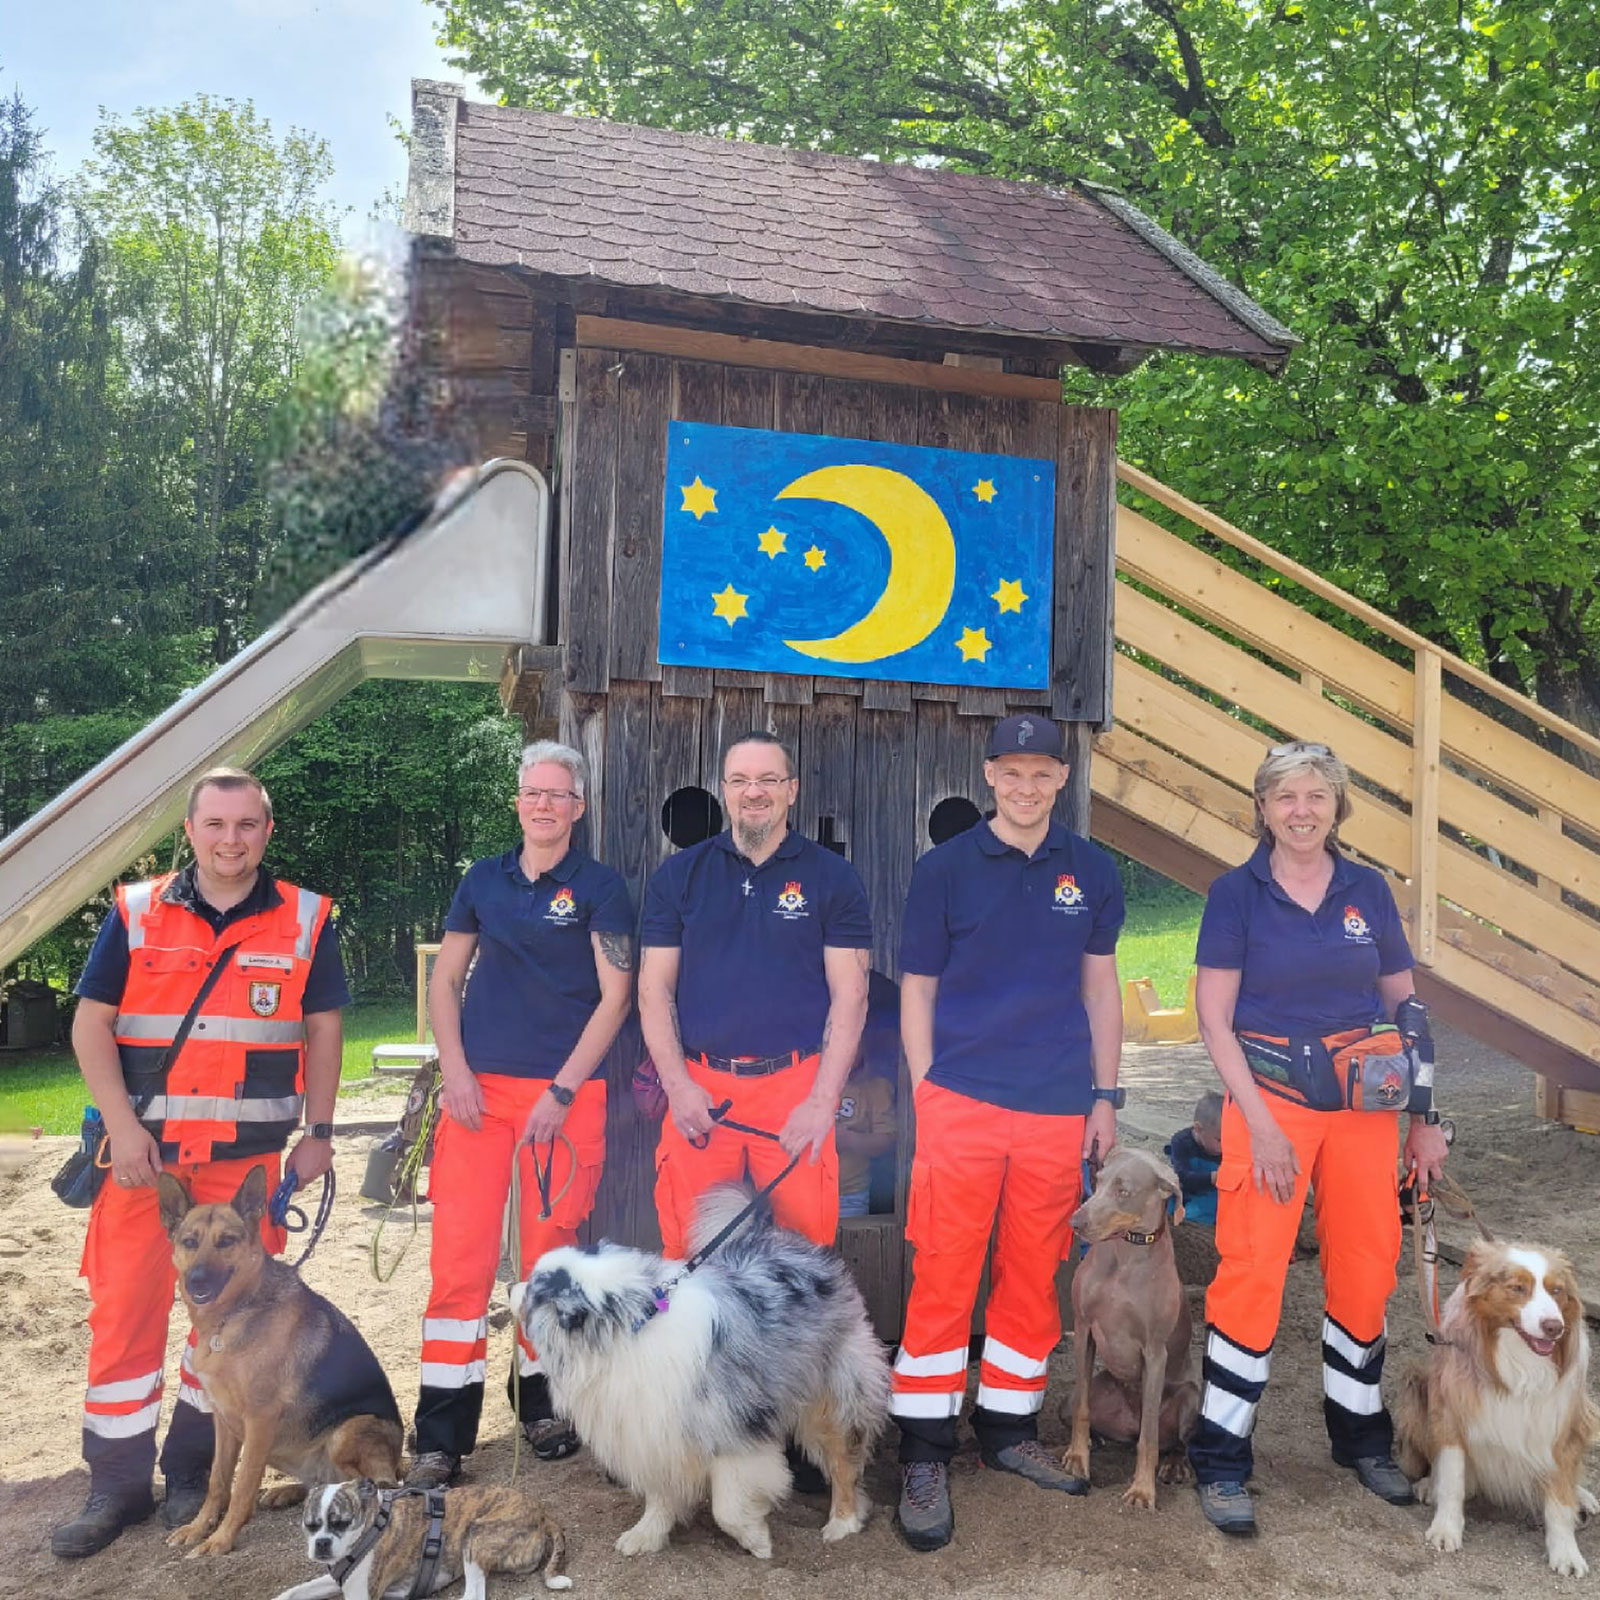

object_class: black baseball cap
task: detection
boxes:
[985,713,1065,761]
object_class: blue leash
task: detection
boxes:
[268,1169,335,1269]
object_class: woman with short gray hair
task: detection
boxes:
[407,739,633,1487]
[1187,739,1449,1536]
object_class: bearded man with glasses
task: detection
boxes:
[639,730,872,1261]
[407,741,634,1490]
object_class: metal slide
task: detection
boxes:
[0,460,551,968]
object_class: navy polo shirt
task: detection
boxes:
[899,819,1124,1115]
[77,865,350,1012]
[1195,840,1412,1036]
[447,849,634,1077]
[640,828,874,1059]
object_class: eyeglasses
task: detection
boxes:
[1268,741,1332,758]
[517,787,579,804]
[723,775,793,792]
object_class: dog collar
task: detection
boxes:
[1122,1226,1163,1246]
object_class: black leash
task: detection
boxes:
[268,1169,335,1270]
[633,1100,801,1331]
[527,1131,577,1221]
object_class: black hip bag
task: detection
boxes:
[1237,1022,1424,1114]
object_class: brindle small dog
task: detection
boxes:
[158,1166,403,1556]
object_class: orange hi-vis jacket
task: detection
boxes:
[112,874,331,1167]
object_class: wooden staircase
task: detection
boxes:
[1092,462,1600,1098]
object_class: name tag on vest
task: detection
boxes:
[237,952,295,972]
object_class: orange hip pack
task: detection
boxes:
[1238,1023,1417,1113]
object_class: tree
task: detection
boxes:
[434,0,1600,727]
[77,96,343,661]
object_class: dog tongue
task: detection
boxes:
[1527,1335,1556,1357]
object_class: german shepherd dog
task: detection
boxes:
[158,1166,403,1556]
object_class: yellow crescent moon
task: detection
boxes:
[777,465,956,663]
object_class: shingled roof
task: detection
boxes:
[407,82,1296,371]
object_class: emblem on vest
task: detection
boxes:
[546,886,578,923]
[248,981,282,1017]
[1053,874,1085,911]
[775,880,809,919]
[1374,1064,1406,1106]
[1342,904,1372,942]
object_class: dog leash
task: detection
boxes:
[1400,1165,1487,1344]
[632,1101,801,1332]
[370,1079,440,1283]
[269,1170,336,1270]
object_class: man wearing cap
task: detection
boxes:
[891,714,1126,1551]
[638,730,873,1257]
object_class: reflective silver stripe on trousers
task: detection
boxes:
[294,888,323,960]
[114,1013,305,1044]
[122,881,155,949]
[140,1094,303,1124]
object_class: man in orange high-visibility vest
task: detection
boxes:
[52,768,349,1560]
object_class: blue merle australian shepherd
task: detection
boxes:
[521,1187,889,1558]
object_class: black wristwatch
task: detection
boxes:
[305,1121,334,1140]
[1419,1107,1442,1126]
[547,1083,575,1107]
[1091,1086,1126,1109]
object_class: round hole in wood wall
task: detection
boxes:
[661,785,723,848]
[928,795,982,847]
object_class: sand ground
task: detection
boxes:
[2,1021,1597,1599]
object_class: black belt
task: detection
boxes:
[692,1048,815,1077]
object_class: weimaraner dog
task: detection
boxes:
[1061,1145,1200,1508]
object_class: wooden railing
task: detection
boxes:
[1105,461,1600,1069]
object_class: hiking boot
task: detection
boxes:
[897,1461,953,1552]
[51,1486,156,1559]
[1197,1479,1258,1538]
[980,1438,1090,1494]
[405,1450,461,1490]
[523,1417,580,1462]
[1348,1454,1416,1506]
[161,1471,210,1529]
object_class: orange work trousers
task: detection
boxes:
[80,1151,284,1489]
[653,1053,838,1259]
[1206,1095,1401,1350]
[891,1080,1084,1460]
[415,1073,606,1459]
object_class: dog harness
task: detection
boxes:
[329,1485,447,1599]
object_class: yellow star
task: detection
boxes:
[711,583,749,627]
[803,546,826,572]
[680,476,718,519]
[757,525,787,559]
[955,626,992,663]
[992,578,1028,614]
[973,479,997,504]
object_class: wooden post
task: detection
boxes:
[1536,806,1564,903]
[1411,648,1442,966]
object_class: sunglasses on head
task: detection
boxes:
[1268,741,1332,758]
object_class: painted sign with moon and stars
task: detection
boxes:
[657,422,1054,688]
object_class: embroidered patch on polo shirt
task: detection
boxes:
[774,880,810,919]
[1053,873,1086,911]
[1342,904,1373,943]
[546,886,578,924]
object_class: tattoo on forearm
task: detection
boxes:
[598,932,634,971]
[821,1018,834,1051]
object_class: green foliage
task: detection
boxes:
[76,97,344,662]
[258,680,522,993]
[437,0,1600,726]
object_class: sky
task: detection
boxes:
[4,0,476,235]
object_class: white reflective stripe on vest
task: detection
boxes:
[122,881,155,948]
[114,1013,305,1044]
[294,888,323,960]
[141,1094,302,1124]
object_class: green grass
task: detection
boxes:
[1118,879,1204,1007]
[0,997,419,1136]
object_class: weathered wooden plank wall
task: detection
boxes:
[560,347,1115,1325]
